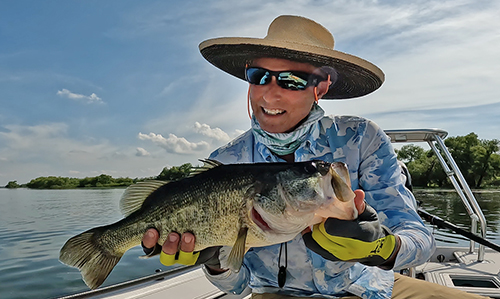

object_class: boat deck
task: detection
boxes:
[59,266,251,299]
[416,247,500,298]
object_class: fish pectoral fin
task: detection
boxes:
[223,227,248,272]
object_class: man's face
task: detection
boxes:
[249,58,320,133]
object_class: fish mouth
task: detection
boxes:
[251,207,272,231]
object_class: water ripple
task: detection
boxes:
[1,188,500,299]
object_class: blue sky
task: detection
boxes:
[1,0,500,186]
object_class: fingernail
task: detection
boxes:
[183,234,193,243]
[147,230,156,238]
[168,233,179,242]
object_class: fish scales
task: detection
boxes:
[148,165,256,248]
[111,167,255,251]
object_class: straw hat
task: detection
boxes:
[199,15,384,99]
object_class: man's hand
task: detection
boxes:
[142,229,227,274]
[302,190,400,269]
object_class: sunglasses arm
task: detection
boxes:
[314,74,331,103]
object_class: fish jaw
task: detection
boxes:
[247,161,358,245]
[330,162,355,202]
[314,162,357,220]
[250,207,272,232]
[246,203,312,247]
[313,197,357,221]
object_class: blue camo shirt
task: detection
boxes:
[203,115,436,299]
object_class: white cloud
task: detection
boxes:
[235,129,246,136]
[0,123,69,150]
[0,123,111,165]
[193,122,231,142]
[0,123,179,185]
[57,89,104,104]
[135,147,150,157]
[138,132,209,154]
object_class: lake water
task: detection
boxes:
[1,188,500,299]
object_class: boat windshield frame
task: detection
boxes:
[384,128,487,261]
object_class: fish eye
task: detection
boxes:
[303,162,318,174]
[313,161,331,176]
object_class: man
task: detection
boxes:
[142,15,488,299]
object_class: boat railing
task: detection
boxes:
[56,265,199,299]
[384,129,487,261]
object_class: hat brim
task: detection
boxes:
[199,37,384,99]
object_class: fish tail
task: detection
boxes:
[59,227,123,290]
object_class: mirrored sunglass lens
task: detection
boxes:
[246,68,318,90]
[278,72,308,90]
[246,68,270,85]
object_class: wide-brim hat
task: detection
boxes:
[199,15,384,99]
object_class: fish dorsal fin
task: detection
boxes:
[188,159,224,177]
[120,181,169,216]
[224,227,248,272]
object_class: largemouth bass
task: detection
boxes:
[59,160,357,289]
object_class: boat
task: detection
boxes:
[386,129,500,299]
[58,129,500,299]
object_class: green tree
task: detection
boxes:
[397,144,425,164]
[114,177,134,186]
[95,174,113,187]
[26,176,79,189]
[5,181,20,188]
[79,177,95,188]
[445,133,500,188]
[486,154,500,187]
[157,163,192,181]
[398,133,500,188]
[403,149,442,187]
[472,139,500,188]
[23,174,135,189]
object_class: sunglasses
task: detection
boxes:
[245,67,326,91]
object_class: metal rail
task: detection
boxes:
[385,129,487,261]
[55,265,199,299]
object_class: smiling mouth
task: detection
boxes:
[262,107,285,115]
[251,208,271,231]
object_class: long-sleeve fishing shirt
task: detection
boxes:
[202,115,436,299]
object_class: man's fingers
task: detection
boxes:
[180,232,196,253]
[142,228,159,249]
[354,189,366,215]
[301,226,312,235]
[162,232,181,255]
[159,232,198,266]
